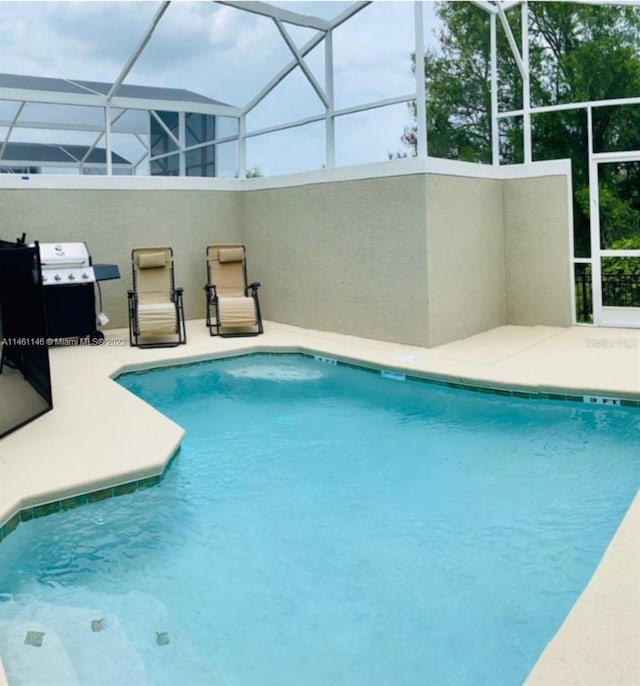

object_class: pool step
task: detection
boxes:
[0,619,80,686]
[50,608,152,686]
[0,592,223,685]
[0,598,151,686]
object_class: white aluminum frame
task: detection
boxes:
[1,0,637,177]
[591,151,640,327]
[469,0,640,328]
[0,0,639,327]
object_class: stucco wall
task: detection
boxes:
[0,189,241,328]
[503,176,572,327]
[425,174,506,347]
[241,175,430,346]
[0,164,572,345]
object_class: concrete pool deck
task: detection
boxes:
[0,320,638,685]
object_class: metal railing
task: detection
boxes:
[575,271,640,321]
[602,272,640,308]
[575,270,593,322]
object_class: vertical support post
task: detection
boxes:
[414,0,428,157]
[105,103,113,176]
[325,29,335,169]
[587,105,602,324]
[179,111,186,177]
[238,114,247,178]
[146,112,152,176]
[490,13,499,165]
[522,0,532,163]
[212,115,217,178]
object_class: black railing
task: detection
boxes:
[575,270,593,322]
[602,273,640,308]
[575,270,640,321]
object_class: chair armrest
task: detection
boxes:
[248,281,261,293]
[205,283,217,297]
[175,287,184,296]
[127,289,136,301]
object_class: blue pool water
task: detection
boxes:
[0,354,638,685]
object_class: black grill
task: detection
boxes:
[39,242,120,342]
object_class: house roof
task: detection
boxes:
[0,72,238,117]
[0,142,132,167]
[0,73,228,107]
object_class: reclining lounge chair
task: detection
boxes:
[205,244,263,337]
[127,246,186,348]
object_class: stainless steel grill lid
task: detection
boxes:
[38,242,95,285]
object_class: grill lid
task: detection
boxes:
[39,242,90,267]
[37,242,95,285]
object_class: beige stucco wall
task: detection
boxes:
[241,175,430,346]
[425,174,506,347]
[0,189,241,328]
[503,176,572,327]
[0,165,572,345]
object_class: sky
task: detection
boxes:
[0,0,440,176]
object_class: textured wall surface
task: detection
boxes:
[0,168,572,346]
[0,189,241,328]
[503,176,572,326]
[241,175,430,346]
[425,174,506,347]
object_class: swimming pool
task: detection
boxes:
[0,353,638,685]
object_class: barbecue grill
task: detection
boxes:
[38,242,120,342]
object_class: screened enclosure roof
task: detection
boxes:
[0,72,237,117]
[1,0,638,176]
[0,142,131,167]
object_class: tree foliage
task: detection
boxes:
[404,1,640,256]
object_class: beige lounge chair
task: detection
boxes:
[127,246,186,348]
[205,244,263,337]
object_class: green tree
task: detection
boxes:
[404,2,640,257]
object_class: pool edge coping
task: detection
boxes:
[0,446,181,546]
[111,344,640,404]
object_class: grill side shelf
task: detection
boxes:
[93,264,120,281]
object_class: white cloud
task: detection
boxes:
[0,2,159,81]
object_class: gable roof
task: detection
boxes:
[0,142,132,167]
[0,73,238,117]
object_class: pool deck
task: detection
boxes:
[0,320,638,686]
